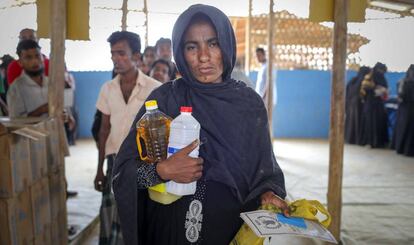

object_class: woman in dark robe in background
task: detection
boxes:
[112,4,288,245]
[359,62,389,148]
[345,66,370,144]
[392,64,414,156]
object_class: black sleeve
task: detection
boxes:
[136,163,164,188]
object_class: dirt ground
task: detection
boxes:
[66,139,414,245]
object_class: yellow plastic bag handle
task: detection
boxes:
[289,199,331,228]
[260,199,331,228]
[136,130,150,162]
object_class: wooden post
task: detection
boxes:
[121,0,128,31]
[49,1,67,244]
[144,0,149,47]
[245,0,252,75]
[266,0,274,137]
[48,0,66,118]
[327,0,347,242]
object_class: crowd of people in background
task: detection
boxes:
[0,28,77,145]
[0,27,79,235]
[345,62,414,157]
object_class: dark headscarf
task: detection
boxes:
[373,62,388,87]
[356,66,371,83]
[113,4,285,244]
[347,66,370,102]
[172,4,236,85]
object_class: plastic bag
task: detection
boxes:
[230,199,331,245]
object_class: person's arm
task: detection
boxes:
[91,110,102,146]
[27,103,48,117]
[255,65,268,98]
[94,113,110,191]
[136,139,203,188]
[94,83,111,191]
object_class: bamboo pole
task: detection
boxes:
[266,0,274,137]
[327,0,348,242]
[48,0,66,118]
[144,0,149,47]
[49,1,67,244]
[245,0,252,74]
[121,0,128,31]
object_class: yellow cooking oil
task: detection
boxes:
[136,100,181,204]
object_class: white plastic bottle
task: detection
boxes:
[166,106,200,195]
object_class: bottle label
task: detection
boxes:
[168,147,180,155]
[167,146,199,158]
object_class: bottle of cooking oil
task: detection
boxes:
[136,100,171,163]
[136,100,181,204]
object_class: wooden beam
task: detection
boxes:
[245,0,252,74]
[121,0,128,31]
[266,0,274,137]
[327,0,347,242]
[48,0,66,118]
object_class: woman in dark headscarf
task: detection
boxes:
[359,62,389,148]
[345,66,370,145]
[392,64,414,156]
[112,4,288,245]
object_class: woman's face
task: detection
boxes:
[183,20,223,84]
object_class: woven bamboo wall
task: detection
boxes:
[230,11,370,71]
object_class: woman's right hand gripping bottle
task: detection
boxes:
[166,106,200,196]
[136,100,180,204]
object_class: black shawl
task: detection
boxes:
[345,66,370,144]
[393,65,414,156]
[112,4,286,244]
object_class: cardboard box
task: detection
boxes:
[0,126,32,198]
[31,177,52,238]
[0,190,34,245]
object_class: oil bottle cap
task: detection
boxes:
[145,100,158,110]
[180,106,192,113]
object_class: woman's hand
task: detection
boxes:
[260,191,290,217]
[156,140,203,183]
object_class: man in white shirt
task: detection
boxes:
[94,31,161,244]
[255,47,277,110]
[7,39,48,118]
[7,39,79,201]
